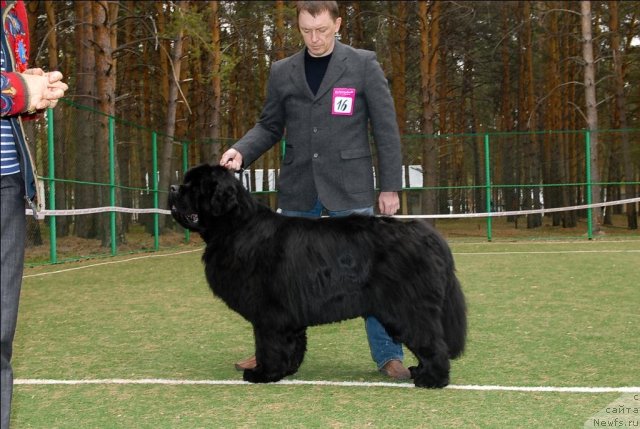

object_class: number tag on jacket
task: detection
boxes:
[331,88,356,116]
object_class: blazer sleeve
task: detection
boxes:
[363,52,403,192]
[232,64,286,167]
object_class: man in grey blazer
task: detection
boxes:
[220,0,410,380]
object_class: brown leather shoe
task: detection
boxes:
[380,359,411,380]
[234,355,257,371]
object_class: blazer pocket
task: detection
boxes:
[340,148,370,160]
[340,148,373,194]
[282,145,294,165]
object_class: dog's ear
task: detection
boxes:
[210,186,237,216]
[209,170,238,216]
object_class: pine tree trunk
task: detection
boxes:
[93,0,121,247]
[158,1,188,230]
[609,1,637,229]
[74,1,98,239]
[418,1,440,223]
[581,1,602,231]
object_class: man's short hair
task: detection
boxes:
[296,1,340,21]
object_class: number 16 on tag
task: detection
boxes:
[332,88,356,116]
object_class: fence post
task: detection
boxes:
[484,132,492,242]
[182,141,190,243]
[47,108,57,264]
[152,132,159,250]
[584,130,593,240]
[108,116,117,255]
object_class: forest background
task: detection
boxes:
[21,0,640,247]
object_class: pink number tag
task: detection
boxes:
[332,88,356,116]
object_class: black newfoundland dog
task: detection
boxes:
[169,164,467,388]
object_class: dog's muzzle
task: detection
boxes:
[168,186,200,229]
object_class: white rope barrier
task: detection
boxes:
[394,197,640,219]
[26,206,171,217]
[26,197,639,220]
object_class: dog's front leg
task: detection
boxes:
[242,326,305,384]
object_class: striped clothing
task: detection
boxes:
[1,121,20,175]
[1,36,20,176]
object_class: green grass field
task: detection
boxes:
[11,240,640,428]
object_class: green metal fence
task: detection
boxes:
[398,128,640,240]
[23,101,640,266]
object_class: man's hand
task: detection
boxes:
[22,69,68,111]
[378,191,400,215]
[219,148,244,171]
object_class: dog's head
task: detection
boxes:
[168,164,252,233]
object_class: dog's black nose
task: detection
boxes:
[170,185,178,193]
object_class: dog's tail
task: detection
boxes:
[442,272,467,359]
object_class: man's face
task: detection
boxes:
[298,10,341,57]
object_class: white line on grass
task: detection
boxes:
[14,379,640,393]
[23,247,639,279]
[453,249,640,255]
[23,249,203,278]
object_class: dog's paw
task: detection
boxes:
[242,369,265,383]
[410,364,450,388]
[243,368,284,384]
[412,371,449,388]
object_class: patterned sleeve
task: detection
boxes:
[1,71,29,117]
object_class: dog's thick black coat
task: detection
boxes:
[169,164,467,388]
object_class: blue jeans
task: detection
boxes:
[1,173,26,429]
[279,199,404,369]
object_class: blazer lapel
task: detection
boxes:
[314,41,347,100]
[289,49,315,100]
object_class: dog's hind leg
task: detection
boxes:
[242,326,306,384]
[378,308,451,388]
[405,337,450,388]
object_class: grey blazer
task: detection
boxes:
[233,41,402,212]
